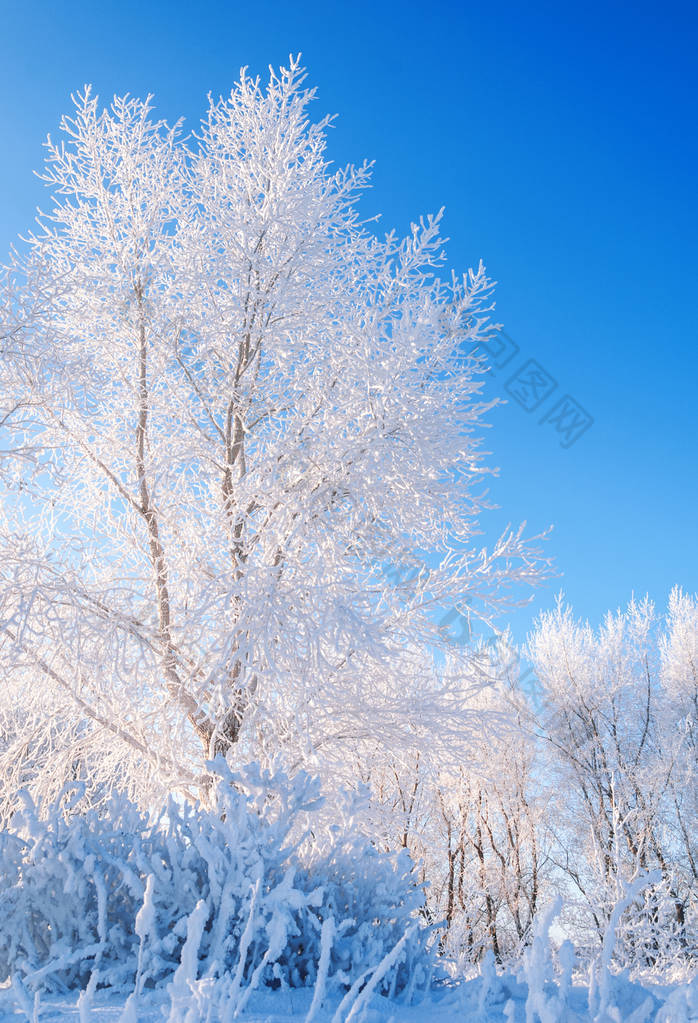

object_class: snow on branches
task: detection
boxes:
[0,58,546,808]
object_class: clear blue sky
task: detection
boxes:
[1,0,696,642]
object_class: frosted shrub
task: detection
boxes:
[0,786,149,991]
[0,761,432,1001]
[305,822,432,997]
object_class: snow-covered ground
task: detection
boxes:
[2,970,697,1023]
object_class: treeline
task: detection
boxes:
[366,588,698,972]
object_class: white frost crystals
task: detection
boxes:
[0,57,546,814]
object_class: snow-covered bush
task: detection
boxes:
[0,760,433,1002]
[303,792,434,999]
[0,784,148,991]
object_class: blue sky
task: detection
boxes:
[1,0,696,643]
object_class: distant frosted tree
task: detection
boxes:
[529,590,698,966]
[362,638,553,966]
[0,59,544,808]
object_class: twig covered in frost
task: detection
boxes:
[134,874,156,996]
[225,875,261,1014]
[306,916,336,1023]
[77,970,98,1023]
[167,900,209,1023]
[523,896,564,1023]
[591,870,661,1023]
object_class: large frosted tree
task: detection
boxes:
[0,60,543,807]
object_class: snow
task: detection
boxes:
[1,971,696,1023]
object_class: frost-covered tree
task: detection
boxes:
[363,638,553,966]
[529,591,698,967]
[362,593,697,971]
[0,59,544,808]
[435,668,549,965]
